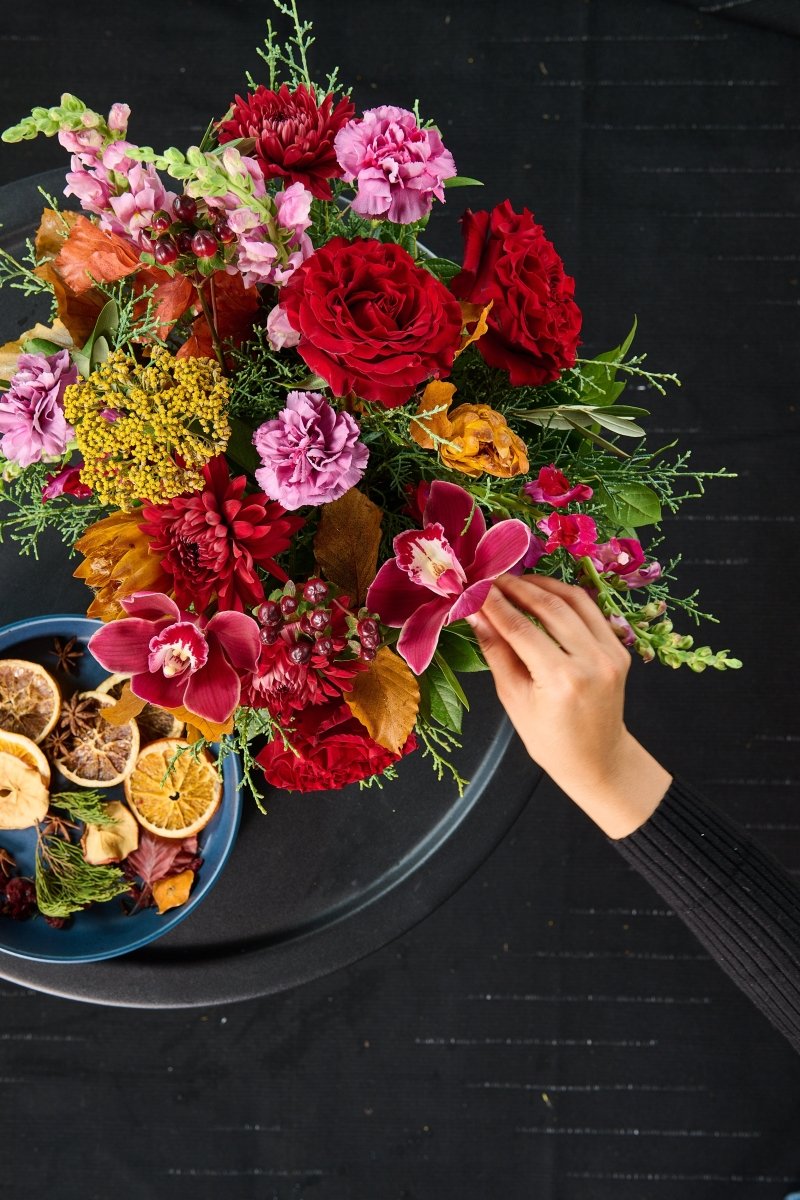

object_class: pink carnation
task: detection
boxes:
[0,350,77,467]
[524,464,593,507]
[536,512,599,558]
[253,391,369,510]
[334,105,456,225]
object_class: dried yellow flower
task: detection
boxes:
[63,347,230,507]
[73,510,169,622]
[438,403,529,479]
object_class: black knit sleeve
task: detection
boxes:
[610,775,800,1053]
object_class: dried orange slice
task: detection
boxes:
[0,659,61,744]
[0,729,51,787]
[54,690,139,788]
[0,751,49,829]
[95,673,184,743]
[124,738,222,839]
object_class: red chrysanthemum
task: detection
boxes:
[218,83,355,200]
[138,456,304,614]
[242,598,367,721]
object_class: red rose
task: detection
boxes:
[280,237,463,408]
[217,84,354,200]
[256,701,418,792]
[451,200,582,387]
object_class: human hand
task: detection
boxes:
[467,573,673,838]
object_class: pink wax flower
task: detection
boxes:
[266,303,301,350]
[88,592,260,726]
[253,391,369,510]
[366,480,530,674]
[41,461,92,501]
[536,512,599,558]
[0,350,77,468]
[590,537,645,577]
[334,105,457,225]
[524,464,593,507]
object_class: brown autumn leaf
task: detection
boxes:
[99,680,146,726]
[410,380,457,450]
[55,214,141,294]
[34,212,107,345]
[35,207,80,260]
[0,319,72,379]
[152,869,195,914]
[135,267,196,337]
[165,706,234,742]
[456,299,493,357]
[314,487,383,607]
[344,646,420,756]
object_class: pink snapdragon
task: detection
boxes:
[334,105,457,224]
[88,592,260,725]
[590,537,645,577]
[42,461,92,501]
[266,303,301,350]
[0,350,77,467]
[366,481,530,674]
[103,163,177,249]
[233,181,314,288]
[253,391,369,510]
[536,512,599,558]
[524,464,593,507]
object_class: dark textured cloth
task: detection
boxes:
[614,776,800,1052]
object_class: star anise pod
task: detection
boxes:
[59,692,97,738]
[50,636,83,676]
[40,814,76,841]
[43,726,72,761]
[0,847,17,879]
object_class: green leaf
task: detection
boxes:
[598,481,662,528]
[419,663,463,734]
[225,415,259,474]
[437,625,488,673]
[421,256,462,284]
[579,316,637,406]
[444,176,484,188]
[21,338,64,356]
[433,651,470,710]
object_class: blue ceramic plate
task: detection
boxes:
[0,615,242,963]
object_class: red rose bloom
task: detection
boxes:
[451,200,582,387]
[256,700,417,793]
[217,83,354,200]
[280,237,463,408]
[138,456,303,614]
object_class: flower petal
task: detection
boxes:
[423,479,487,565]
[466,518,531,582]
[88,618,156,675]
[184,637,241,725]
[396,596,450,675]
[447,578,494,623]
[205,610,260,672]
[119,591,181,622]
[365,558,428,627]
[129,669,187,710]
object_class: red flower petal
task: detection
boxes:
[183,637,241,725]
[396,596,450,675]
[88,618,156,675]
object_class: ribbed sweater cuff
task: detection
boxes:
[610,774,800,1053]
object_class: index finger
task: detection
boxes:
[495,573,630,661]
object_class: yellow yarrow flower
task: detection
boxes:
[63,348,231,507]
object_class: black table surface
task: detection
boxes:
[1,0,800,1196]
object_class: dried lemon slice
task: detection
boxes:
[54,690,140,788]
[0,659,61,744]
[0,729,51,787]
[0,750,49,829]
[95,673,184,743]
[124,738,222,839]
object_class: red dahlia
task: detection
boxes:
[217,83,355,200]
[138,456,303,614]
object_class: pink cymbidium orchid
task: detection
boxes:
[88,592,260,725]
[366,481,530,675]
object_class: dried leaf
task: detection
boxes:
[166,706,234,742]
[314,487,383,607]
[99,681,146,726]
[55,215,141,294]
[126,828,198,887]
[344,647,420,755]
[152,869,195,914]
[456,299,493,357]
[175,273,260,361]
[135,267,195,336]
[410,380,456,450]
[0,320,72,379]
[35,207,80,260]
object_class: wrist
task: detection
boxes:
[554,730,673,839]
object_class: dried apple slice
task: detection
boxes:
[0,750,49,829]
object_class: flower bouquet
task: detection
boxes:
[0,2,741,809]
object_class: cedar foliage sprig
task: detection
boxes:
[50,789,119,828]
[35,829,129,918]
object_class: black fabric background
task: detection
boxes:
[1,0,800,1195]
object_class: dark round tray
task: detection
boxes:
[0,170,541,1008]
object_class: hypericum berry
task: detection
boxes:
[150,209,172,234]
[257,600,282,626]
[213,219,235,245]
[4,876,36,920]
[191,230,218,259]
[357,618,380,649]
[280,594,299,617]
[359,644,378,662]
[314,636,334,658]
[289,640,313,665]
[176,230,195,256]
[259,626,280,646]
[302,579,329,605]
[173,194,198,222]
[154,238,179,266]
[308,609,330,632]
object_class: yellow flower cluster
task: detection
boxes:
[63,347,231,507]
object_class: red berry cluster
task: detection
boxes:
[147,193,235,269]
[0,867,68,928]
[256,580,382,664]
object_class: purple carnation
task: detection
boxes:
[0,350,77,467]
[333,105,456,225]
[253,391,369,510]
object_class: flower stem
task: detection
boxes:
[197,281,226,374]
